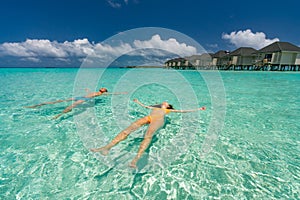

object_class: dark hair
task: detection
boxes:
[151,104,174,109]
[151,104,162,108]
[167,104,174,109]
[100,88,108,92]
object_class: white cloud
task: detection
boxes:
[206,43,218,49]
[133,34,197,56]
[94,42,133,56]
[0,39,67,57]
[205,43,219,54]
[0,35,196,58]
[21,57,40,62]
[1,42,35,57]
[106,0,134,8]
[62,39,95,56]
[222,29,279,49]
[0,35,197,67]
[107,0,122,8]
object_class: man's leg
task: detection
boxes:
[25,98,73,108]
[52,100,84,119]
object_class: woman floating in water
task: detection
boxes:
[91,99,206,168]
[26,88,112,119]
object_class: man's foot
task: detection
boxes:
[52,114,61,120]
[24,106,34,108]
[90,147,109,155]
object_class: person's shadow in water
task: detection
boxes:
[49,99,106,120]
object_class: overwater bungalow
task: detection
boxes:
[212,50,230,67]
[218,47,257,70]
[184,55,201,69]
[255,41,300,71]
[185,53,214,69]
[164,53,215,70]
[164,57,194,69]
[164,41,300,71]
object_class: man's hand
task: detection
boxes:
[199,106,206,110]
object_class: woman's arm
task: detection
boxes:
[170,106,206,113]
[133,99,153,109]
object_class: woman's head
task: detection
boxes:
[161,102,173,109]
[151,102,173,109]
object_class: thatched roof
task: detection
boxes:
[185,53,213,61]
[185,55,201,61]
[212,50,229,58]
[229,47,257,56]
[199,53,213,59]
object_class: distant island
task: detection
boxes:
[120,66,162,68]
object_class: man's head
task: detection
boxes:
[99,88,108,93]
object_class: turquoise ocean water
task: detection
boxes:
[0,68,299,199]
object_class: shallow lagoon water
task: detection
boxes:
[0,68,299,199]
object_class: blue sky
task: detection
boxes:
[0,0,299,67]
